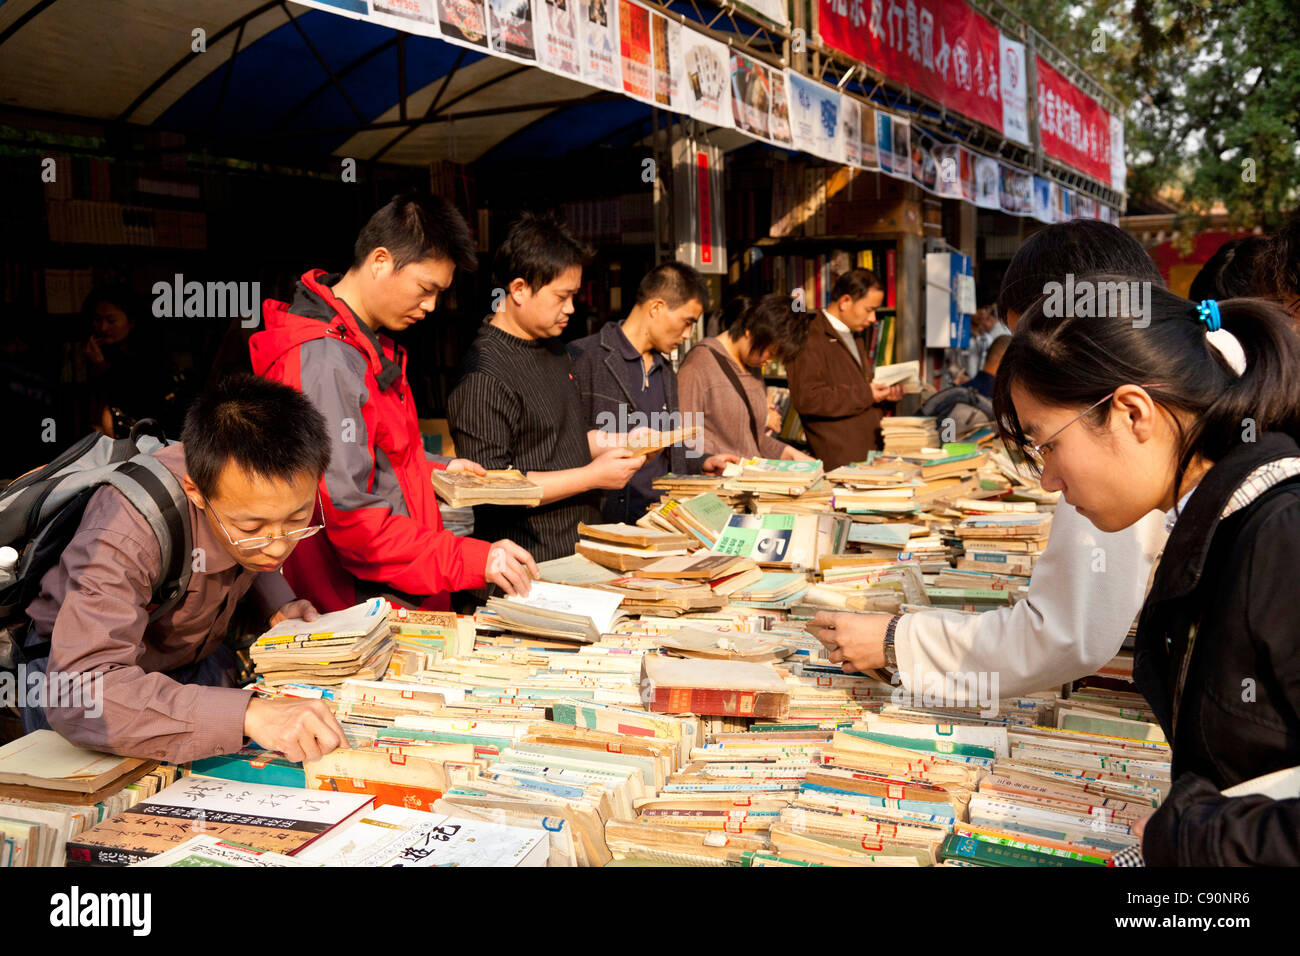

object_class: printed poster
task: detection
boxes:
[1031,175,1053,222]
[681,31,731,128]
[650,12,686,109]
[787,71,844,163]
[933,143,962,199]
[999,34,1030,146]
[437,0,489,47]
[579,0,621,91]
[370,0,441,35]
[768,66,792,146]
[876,110,894,176]
[912,130,939,192]
[974,154,999,208]
[489,0,537,60]
[730,50,771,141]
[887,115,910,181]
[858,102,878,169]
[841,95,861,167]
[536,0,581,77]
[619,0,653,102]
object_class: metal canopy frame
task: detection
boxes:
[0,0,1123,199]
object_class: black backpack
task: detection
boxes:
[0,421,192,667]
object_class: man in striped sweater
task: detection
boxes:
[448,212,643,562]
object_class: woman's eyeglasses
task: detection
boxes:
[1022,384,1166,469]
[204,492,325,552]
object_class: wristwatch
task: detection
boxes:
[883,614,902,669]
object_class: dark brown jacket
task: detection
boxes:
[787,311,885,470]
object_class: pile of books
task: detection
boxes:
[483,581,626,644]
[431,469,543,508]
[952,511,1053,584]
[250,598,395,687]
[880,416,940,454]
[0,731,179,867]
[574,522,694,572]
[712,512,850,572]
[724,458,825,496]
[639,491,734,547]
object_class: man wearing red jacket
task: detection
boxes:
[250,192,537,612]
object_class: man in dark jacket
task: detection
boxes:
[568,262,733,523]
[787,269,904,470]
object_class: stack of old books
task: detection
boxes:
[250,598,395,688]
[725,457,825,497]
[952,511,1052,591]
[880,416,940,454]
[573,523,694,572]
[431,469,543,508]
[483,581,626,644]
[0,731,179,866]
[638,491,735,548]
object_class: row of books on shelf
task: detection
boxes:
[46,200,207,249]
[560,194,655,245]
[731,247,896,315]
[770,163,913,240]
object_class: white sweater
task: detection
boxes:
[894,503,1168,699]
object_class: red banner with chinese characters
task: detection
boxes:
[817,0,1003,133]
[1035,55,1111,184]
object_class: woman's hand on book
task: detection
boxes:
[446,458,487,475]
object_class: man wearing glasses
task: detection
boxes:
[21,375,349,765]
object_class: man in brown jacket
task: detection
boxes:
[787,269,903,470]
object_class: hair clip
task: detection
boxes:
[1197,299,1222,332]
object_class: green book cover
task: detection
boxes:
[680,492,734,536]
[841,728,996,760]
[939,833,1105,867]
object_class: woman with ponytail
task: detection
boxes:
[995,281,1300,866]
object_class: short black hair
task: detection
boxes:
[353,191,477,272]
[492,211,594,292]
[1259,206,1300,313]
[183,374,331,498]
[1188,235,1268,303]
[998,220,1163,319]
[829,268,882,303]
[636,261,710,310]
[725,292,809,362]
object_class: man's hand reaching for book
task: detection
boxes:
[486,539,541,596]
[269,599,319,627]
[243,697,349,763]
[807,610,888,673]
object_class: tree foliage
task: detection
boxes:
[997,0,1300,230]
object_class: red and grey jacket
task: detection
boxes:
[249,269,490,612]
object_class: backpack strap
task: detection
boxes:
[104,454,193,622]
[704,346,763,450]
